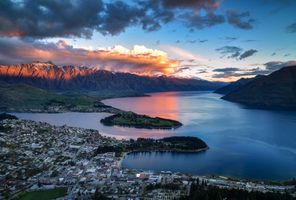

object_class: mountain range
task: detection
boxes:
[1,62,296,110]
[0,62,221,93]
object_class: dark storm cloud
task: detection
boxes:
[243,60,296,76]
[212,60,296,79]
[213,67,240,73]
[244,39,256,42]
[0,0,256,39]
[0,0,104,38]
[199,39,208,43]
[147,0,224,31]
[195,69,208,74]
[264,61,296,71]
[216,46,242,59]
[224,36,238,41]
[261,0,295,14]
[212,67,240,78]
[243,61,296,76]
[212,73,234,79]
[139,0,175,32]
[181,12,225,30]
[97,1,144,35]
[155,0,220,10]
[0,0,225,38]
[212,67,254,79]
[264,61,284,71]
[0,0,169,38]
[216,46,258,60]
[286,22,296,33]
[175,66,190,73]
[239,49,257,60]
[226,10,255,30]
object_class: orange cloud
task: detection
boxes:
[0,39,180,76]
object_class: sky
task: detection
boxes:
[0,0,296,82]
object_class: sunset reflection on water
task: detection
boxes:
[103,91,180,121]
[14,92,296,180]
[14,112,176,139]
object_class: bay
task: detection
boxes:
[15,91,296,180]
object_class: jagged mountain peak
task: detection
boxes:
[0,62,221,92]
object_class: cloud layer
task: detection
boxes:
[216,46,258,60]
[0,0,258,39]
[239,49,257,60]
[226,10,255,30]
[212,60,296,80]
[286,22,296,33]
[0,38,179,76]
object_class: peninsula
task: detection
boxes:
[100,112,182,129]
[0,83,184,129]
[96,136,209,157]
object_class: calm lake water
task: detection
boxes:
[15,91,296,180]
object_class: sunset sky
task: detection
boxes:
[0,0,296,81]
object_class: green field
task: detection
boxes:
[17,188,67,200]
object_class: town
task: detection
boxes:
[0,118,295,199]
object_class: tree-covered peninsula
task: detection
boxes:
[95,136,209,156]
[100,112,182,129]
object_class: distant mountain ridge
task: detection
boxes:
[214,75,264,95]
[0,62,221,92]
[221,66,296,110]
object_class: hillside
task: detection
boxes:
[222,66,296,110]
[0,62,221,93]
[214,75,263,94]
[0,82,115,112]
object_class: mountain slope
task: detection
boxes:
[0,82,98,111]
[0,62,220,92]
[214,75,264,95]
[222,66,296,109]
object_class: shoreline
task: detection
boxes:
[3,91,296,183]
[2,117,295,188]
[118,147,210,168]
[117,149,296,184]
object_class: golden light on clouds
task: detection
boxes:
[8,40,180,76]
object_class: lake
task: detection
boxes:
[14,91,296,180]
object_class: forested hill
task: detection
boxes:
[221,66,296,110]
